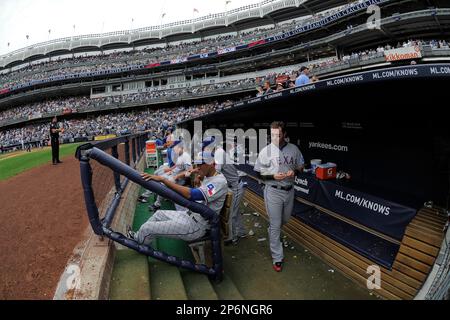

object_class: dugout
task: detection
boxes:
[178,64,450,299]
[180,64,450,209]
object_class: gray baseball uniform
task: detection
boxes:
[254,142,304,263]
[143,146,183,198]
[171,151,192,211]
[172,151,192,175]
[136,172,228,246]
[154,151,192,209]
[214,148,246,240]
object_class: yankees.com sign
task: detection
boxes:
[308,141,349,152]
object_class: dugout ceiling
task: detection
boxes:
[181,68,450,207]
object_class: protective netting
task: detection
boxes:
[90,137,142,218]
[117,142,131,183]
[91,160,116,218]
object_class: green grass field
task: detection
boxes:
[0,143,83,181]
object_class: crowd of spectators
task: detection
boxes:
[1,32,450,150]
[2,36,449,128]
[0,99,239,149]
[2,31,447,95]
[2,36,449,126]
[0,97,90,123]
[0,24,288,88]
[0,0,371,89]
[301,39,449,72]
[0,79,255,124]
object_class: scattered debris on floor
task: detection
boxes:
[257,238,267,242]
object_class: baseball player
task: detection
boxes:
[128,149,228,246]
[149,140,192,211]
[209,140,247,245]
[140,138,182,201]
[254,121,304,272]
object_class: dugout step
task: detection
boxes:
[148,260,188,300]
[296,205,399,269]
[109,249,151,300]
[210,273,244,300]
[180,270,219,300]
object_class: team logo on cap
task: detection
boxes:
[207,184,216,196]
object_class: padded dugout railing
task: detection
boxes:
[75,134,224,281]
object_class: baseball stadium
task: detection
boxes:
[0,0,449,303]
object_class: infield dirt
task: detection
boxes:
[0,155,88,299]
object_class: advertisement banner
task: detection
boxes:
[248,39,266,48]
[94,134,117,141]
[145,62,161,68]
[294,174,319,203]
[218,47,236,55]
[294,172,417,240]
[384,46,422,62]
[170,57,188,64]
[236,44,248,50]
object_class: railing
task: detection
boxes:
[76,135,224,280]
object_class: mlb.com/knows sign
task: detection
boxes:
[384,46,422,62]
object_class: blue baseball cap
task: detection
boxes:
[172,140,183,147]
[193,151,215,165]
[202,136,215,149]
